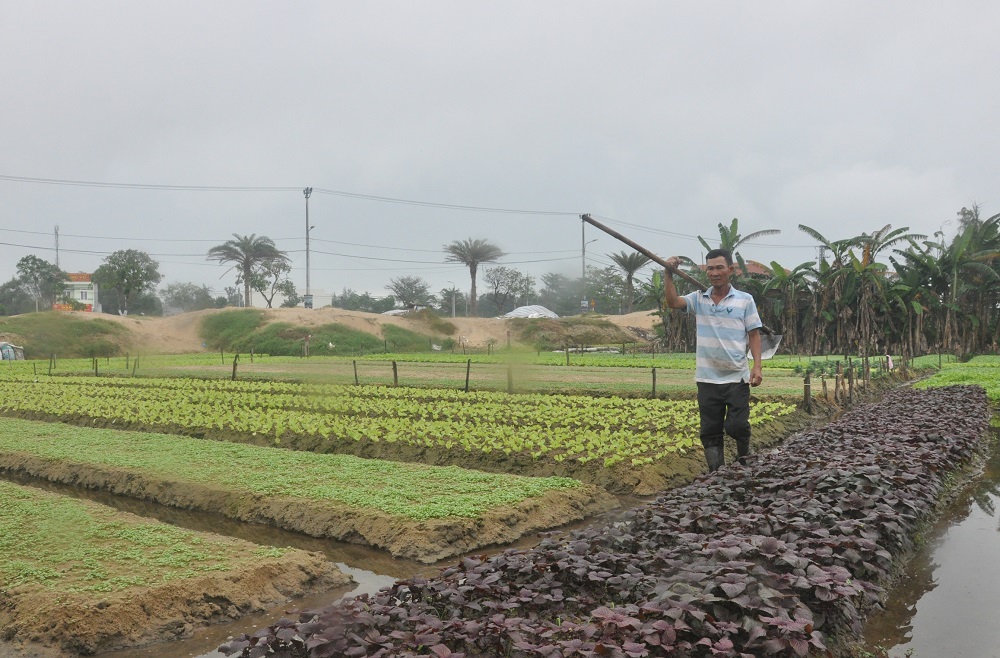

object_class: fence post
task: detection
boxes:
[126,353,130,370]
[250,348,254,363]
[465,359,471,392]
[232,353,240,381]
[220,348,225,364]
[565,346,570,366]
[804,370,812,413]
[847,357,854,403]
[507,361,514,394]
[93,358,98,377]
[392,361,398,386]
[651,367,657,398]
[353,360,359,385]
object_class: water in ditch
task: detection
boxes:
[861,437,1000,657]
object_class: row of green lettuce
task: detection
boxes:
[0,375,795,468]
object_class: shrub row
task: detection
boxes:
[222,385,988,658]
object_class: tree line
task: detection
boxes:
[658,208,1000,360]
[2,207,998,360]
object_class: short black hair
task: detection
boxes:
[705,248,733,266]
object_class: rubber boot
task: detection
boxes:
[736,438,751,466]
[704,446,725,473]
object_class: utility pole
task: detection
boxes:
[54,225,60,268]
[303,187,313,308]
[580,216,597,314]
[447,280,456,317]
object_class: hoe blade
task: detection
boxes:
[756,333,783,361]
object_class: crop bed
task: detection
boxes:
[0,375,796,494]
[0,417,614,563]
[0,479,351,656]
[222,385,990,657]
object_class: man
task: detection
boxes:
[663,249,763,472]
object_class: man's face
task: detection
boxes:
[705,256,733,288]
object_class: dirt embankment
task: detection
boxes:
[61,308,664,354]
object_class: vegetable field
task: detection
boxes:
[0,372,796,493]
[0,349,818,656]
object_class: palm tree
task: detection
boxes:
[856,224,926,267]
[937,218,1000,353]
[698,217,780,269]
[761,261,815,353]
[798,225,865,353]
[443,238,505,316]
[207,234,289,308]
[608,251,652,313]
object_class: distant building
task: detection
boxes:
[53,272,101,312]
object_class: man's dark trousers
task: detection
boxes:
[696,381,751,471]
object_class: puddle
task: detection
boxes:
[861,438,1000,657]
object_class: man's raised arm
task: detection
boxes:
[663,256,687,310]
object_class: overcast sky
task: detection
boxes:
[2,1,997,308]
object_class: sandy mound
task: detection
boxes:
[64,308,664,354]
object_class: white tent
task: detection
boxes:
[502,305,559,319]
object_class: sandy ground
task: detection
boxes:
[72,308,664,354]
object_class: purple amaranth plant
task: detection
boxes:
[221,386,989,658]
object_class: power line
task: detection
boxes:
[308,236,577,255]
[310,248,577,266]
[0,173,297,192]
[592,214,816,249]
[310,187,576,215]
[0,173,578,216]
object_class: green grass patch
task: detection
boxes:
[197,310,436,356]
[508,316,637,351]
[0,477,292,595]
[0,312,128,359]
[198,308,267,350]
[381,323,436,352]
[409,309,458,336]
[230,321,388,356]
[0,417,581,520]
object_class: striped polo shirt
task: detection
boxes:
[682,286,763,384]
